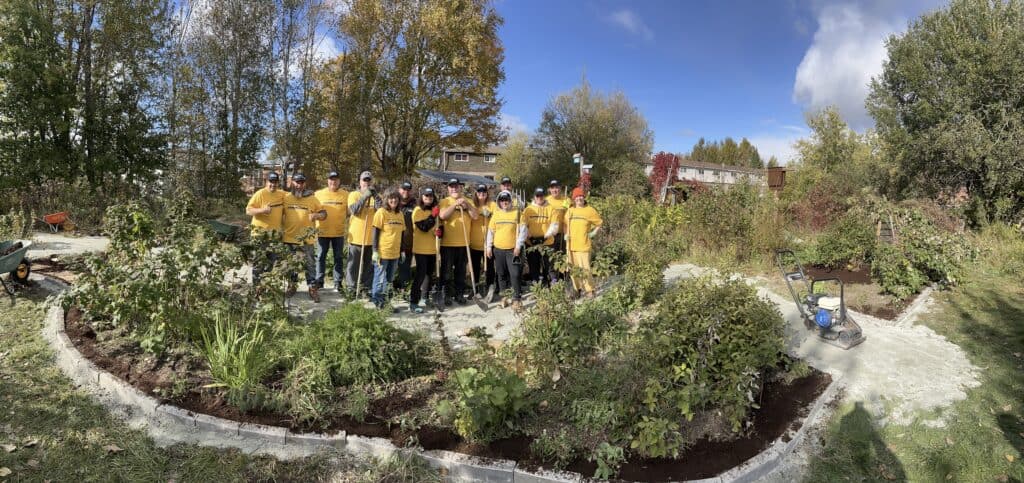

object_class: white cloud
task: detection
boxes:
[793,4,901,130]
[606,9,654,42]
[498,113,529,135]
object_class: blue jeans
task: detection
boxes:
[371,258,399,306]
[316,237,345,289]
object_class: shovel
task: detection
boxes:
[459,206,489,311]
[483,251,496,301]
[432,233,445,309]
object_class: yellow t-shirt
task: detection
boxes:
[282,193,323,245]
[523,202,555,246]
[566,205,602,252]
[439,196,472,247]
[347,191,377,246]
[246,188,286,234]
[488,209,522,251]
[547,194,570,234]
[469,200,496,251]
[372,208,406,260]
[411,206,438,255]
[314,188,349,238]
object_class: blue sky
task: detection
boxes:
[492,0,946,163]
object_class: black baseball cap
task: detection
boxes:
[476,184,488,193]
[534,187,545,196]
[497,190,512,201]
[327,170,339,178]
[267,172,280,182]
[500,176,512,184]
[422,187,435,196]
[446,178,462,186]
[549,179,561,187]
[400,181,413,190]
[292,173,306,182]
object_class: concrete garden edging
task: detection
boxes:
[37,274,842,482]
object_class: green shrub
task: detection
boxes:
[634,277,786,431]
[871,243,927,299]
[816,212,876,268]
[590,442,626,480]
[630,415,682,459]
[281,356,336,428]
[529,428,577,470]
[201,316,277,412]
[442,364,529,443]
[285,303,435,385]
[506,284,625,383]
[0,206,30,240]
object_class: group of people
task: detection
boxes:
[245,170,603,312]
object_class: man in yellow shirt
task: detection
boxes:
[486,190,527,308]
[546,179,570,282]
[282,173,326,302]
[346,170,380,297]
[564,187,603,298]
[523,187,560,288]
[438,178,478,305]
[245,171,285,286]
[314,170,348,292]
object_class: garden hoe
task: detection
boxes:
[354,196,374,300]
[432,229,445,310]
[459,206,489,311]
[775,249,866,350]
[482,250,496,302]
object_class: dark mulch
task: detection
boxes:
[65,306,831,481]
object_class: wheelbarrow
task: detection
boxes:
[0,240,32,296]
[41,212,70,233]
[207,219,247,242]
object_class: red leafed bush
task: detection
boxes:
[649,152,680,202]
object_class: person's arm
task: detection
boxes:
[588,209,603,238]
[348,189,374,215]
[372,227,381,252]
[464,202,478,220]
[485,228,495,257]
[245,193,270,216]
[516,223,528,250]
[439,199,459,220]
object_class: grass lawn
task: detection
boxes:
[0,287,440,483]
[805,254,1024,481]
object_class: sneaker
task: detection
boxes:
[285,284,296,297]
[308,287,320,303]
[511,299,523,310]
[411,304,424,314]
[454,297,468,306]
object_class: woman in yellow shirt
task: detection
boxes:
[409,188,439,313]
[486,190,527,308]
[469,184,497,300]
[370,191,406,309]
[564,187,603,299]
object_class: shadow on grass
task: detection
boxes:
[806,401,907,482]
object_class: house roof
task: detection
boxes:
[442,145,507,155]
[416,169,499,186]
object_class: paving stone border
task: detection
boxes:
[37,274,842,482]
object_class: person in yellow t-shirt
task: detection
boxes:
[523,187,560,288]
[564,187,603,298]
[394,181,417,292]
[468,184,497,300]
[282,173,327,302]
[438,178,478,305]
[409,188,439,313]
[370,191,406,309]
[245,171,286,286]
[546,179,570,282]
[346,170,380,297]
[486,190,527,308]
[314,170,348,292]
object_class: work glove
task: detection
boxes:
[400,252,407,263]
[588,229,599,239]
[434,227,444,238]
[564,234,570,241]
[481,208,491,218]
[372,251,380,264]
[431,206,440,217]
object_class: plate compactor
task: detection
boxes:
[775,249,866,350]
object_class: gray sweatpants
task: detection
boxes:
[345,243,375,293]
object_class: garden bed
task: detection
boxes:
[64,305,831,482]
[800,264,920,320]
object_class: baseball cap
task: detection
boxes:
[327,170,339,178]
[549,179,561,187]
[359,170,372,181]
[476,184,488,193]
[400,181,413,190]
[497,190,512,201]
[422,187,435,196]
[267,172,280,182]
[533,187,545,197]
[500,176,512,184]
[291,173,306,182]
[446,178,462,186]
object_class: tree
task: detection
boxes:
[687,137,763,169]
[648,152,680,202]
[495,131,536,184]
[532,79,653,193]
[794,106,858,173]
[868,0,1024,223]
[338,0,505,177]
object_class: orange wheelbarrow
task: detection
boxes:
[41,212,69,233]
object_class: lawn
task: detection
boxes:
[805,247,1024,481]
[0,287,440,483]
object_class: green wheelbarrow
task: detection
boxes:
[0,240,32,296]
[207,220,247,242]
